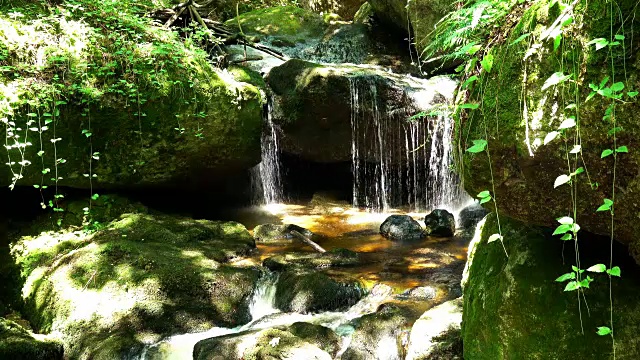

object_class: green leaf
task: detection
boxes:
[558,118,576,130]
[607,266,621,277]
[597,326,612,336]
[91,193,100,201]
[555,272,576,282]
[599,76,610,89]
[553,34,562,52]
[459,103,480,110]
[542,72,572,91]
[569,145,581,154]
[616,146,628,153]
[560,233,572,241]
[565,103,577,110]
[462,75,479,89]
[587,264,606,273]
[557,216,574,225]
[477,191,490,198]
[480,54,494,73]
[564,281,579,291]
[615,34,625,40]
[510,33,531,46]
[488,234,503,243]
[33,184,40,189]
[601,149,613,158]
[544,131,560,145]
[553,224,573,235]
[467,44,482,55]
[466,139,487,153]
[587,37,609,51]
[554,174,571,188]
[596,198,613,212]
[610,82,625,92]
[628,91,639,98]
[479,196,492,205]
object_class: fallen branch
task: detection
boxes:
[290,230,326,253]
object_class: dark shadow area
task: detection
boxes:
[0,188,23,316]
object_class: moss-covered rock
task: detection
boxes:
[263,248,360,271]
[275,269,364,313]
[226,6,326,42]
[253,223,316,243]
[266,59,451,163]
[0,317,63,360]
[11,210,260,359]
[0,1,265,190]
[406,297,462,360]
[193,324,338,360]
[462,213,640,359]
[460,0,640,263]
[342,303,414,360]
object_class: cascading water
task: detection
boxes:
[250,99,284,205]
[349,75,469,213]
[248,271,279,320]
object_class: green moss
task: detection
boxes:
[225,6,326,39]
[14,210,260,359]
[0,318,63,360]
[462,214,640,359]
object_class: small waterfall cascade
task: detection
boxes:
[349,75,468,212]
[248,271,279,320]
[250,99,284,205]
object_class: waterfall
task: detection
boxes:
[248,271,279,320]
[251,99,284,205]
[349,75,467,212]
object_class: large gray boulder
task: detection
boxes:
[406,298,462,360]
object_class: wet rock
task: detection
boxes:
[406,298,463,360]
[463,213,640,359]
[194,324,338,360]
[424,209,455,237]
[275,270,364,313]
[457,203,488,233]
[342,304,414,360]
[253,223,316,243]
[380,215,425,242]
[12,208,260,359]
[263,248,360,271]
[399,286,438,301]
[0,317,63,360]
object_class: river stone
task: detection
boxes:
[424,209,455,237]
[380,215,425,242]
[342,303,414,360]
[263,248,360,271]
[0,318,63,360]
[275,269,364,313]
[12,206,260,359]
[253,223,316,243]
[457,203,489,232]
[406,297,463,360]
[463,213,640,359]
[193,325,337,360]
[460,0,640,264]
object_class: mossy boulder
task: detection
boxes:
[263,248,360,271]
[225,6,326,42]
[0,2,265,190]
[11,210,260,359]
[460,0,640,263]
[462,213,640,359]
[275,269,364,313]
[266,59,452,163]
[193,324,338,360]
[342,304,414,360]
[0,317,63,360]
[406,297,462,360]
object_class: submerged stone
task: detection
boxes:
[253,223,316,243]
[263,249,360,271]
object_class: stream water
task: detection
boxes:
[139,200,471,359]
